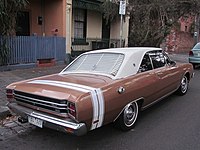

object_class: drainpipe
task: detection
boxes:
[65,0,72,64]
[119,0,126,47]
[41,0,45,36]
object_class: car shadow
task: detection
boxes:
[13,92,189,150]
[193,64,200,69]
[15,122,129,149]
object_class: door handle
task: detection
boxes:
[157,72,163,76]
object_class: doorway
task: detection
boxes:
[16,11,30,36]
[102,17,110,48]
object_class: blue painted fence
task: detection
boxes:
[0,36,66,65]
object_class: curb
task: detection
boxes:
[0,106,11,120]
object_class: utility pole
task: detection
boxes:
[119,0,126,47]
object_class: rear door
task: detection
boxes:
[137,52,165,106]
[149,51,180,97]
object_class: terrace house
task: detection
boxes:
[1,0,129,68]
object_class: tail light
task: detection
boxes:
[6,89,14,99]
[189,51,194,56]
[67,102,76,120]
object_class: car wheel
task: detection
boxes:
[116,101,139,131]
[177,75,188,95]
[192,63,196,69]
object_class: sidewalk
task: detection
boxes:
[0,63,66,120]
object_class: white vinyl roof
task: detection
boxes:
[60,47,162,79]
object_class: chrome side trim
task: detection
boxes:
[142,71,191,110]
[142,89,177,110]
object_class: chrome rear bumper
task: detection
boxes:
[7,102,87,136]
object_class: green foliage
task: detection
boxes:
[129,0,200,47]
[102,0,200,47]
[0,0,28,36]
[101,1,119,23]
[0,37,10,66]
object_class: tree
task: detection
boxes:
[101,1,119,24]
[102,0,200,47]
[0,0,28,36]
[0,0,28,65]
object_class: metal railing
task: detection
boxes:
[0,36,66,66]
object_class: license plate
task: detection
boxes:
[28,116,43,128]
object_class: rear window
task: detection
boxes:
[62,53,124,76]
[193,43,200,50]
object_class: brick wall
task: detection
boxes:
[162,15,196,53]
[163,30,194,53]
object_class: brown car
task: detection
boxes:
[6,47,193,136]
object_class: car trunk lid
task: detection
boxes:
[12,73,113,101]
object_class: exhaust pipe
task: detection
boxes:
[18,117,28,123]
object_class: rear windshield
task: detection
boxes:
[193,43,200,50]
[62,53,124,76]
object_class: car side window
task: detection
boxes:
[138,54,153,73]
[149,52,166,69]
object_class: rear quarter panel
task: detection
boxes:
[102,72,161,125]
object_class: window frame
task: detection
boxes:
[73,8,87,45]
[148,51,167,69]
[62,52,125,77]
[138,54,153,73]
[138,51,170,73]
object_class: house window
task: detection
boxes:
[185,26,188,32]
[16,11,30,36]
[74,8,87,44]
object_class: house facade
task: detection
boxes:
[17,0,129,55]
[17,0,67,37]
[71,0,129,54]
[3,0,69,67]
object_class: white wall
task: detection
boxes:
[87,10,102,38]
[110,15,129,46]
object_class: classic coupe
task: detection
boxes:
[6,47,193,136]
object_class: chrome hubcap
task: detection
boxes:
[123,103,138,127]
[181,76,188,93]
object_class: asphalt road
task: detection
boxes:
[1,58,200,150]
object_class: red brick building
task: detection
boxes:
[163,15,195,53]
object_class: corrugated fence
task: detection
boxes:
[0,36,66,66]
